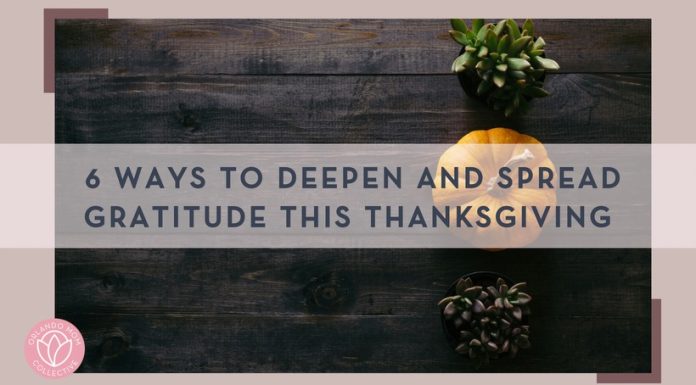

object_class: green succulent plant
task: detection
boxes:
[449,18,560,117]
[439,276,532,367]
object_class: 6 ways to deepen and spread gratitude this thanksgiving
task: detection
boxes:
[82,164,618,230]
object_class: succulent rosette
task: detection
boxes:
[449,18,560,116]
[439,276,532,366]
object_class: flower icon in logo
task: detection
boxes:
[36,330,73,368]
[25,318,84,378]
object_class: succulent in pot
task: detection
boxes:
[449,18,560,117]
[438,272,532,367]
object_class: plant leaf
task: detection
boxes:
[534,56,560,70]
[455,278,468,295]
[472,299,486,313]
[463,285,483,299]
[497,35,510,53]
[522,19,534,37]
[507,57,531,71]
[500,318,511,329]
[472,19,484,34]
[510,342,519,358]
[451,51,476,72]
[533,36,546,50]
[485,30,498,50]
[461,310,472,322]
[486,286,499,297]
[510,282,527,292]
[444,301,458,318]
[516,292,533,304]
[506,19,521,40]
[460,330,473,341]
[437,296,454,307]
[485,305,498,316]
[509,36,532,56]
[478,45,489,58]
[455,342,469,354]
[510,70,527,79]
[494,19,506,36]
[449,30,469,46]
[499,283,509,295]
[475,60,491,71]
[477,80,492,95]
[517,334,531,349]
[493,71,506,88]
[476,23,491,42]
[451,19,469,33]
[501,339,510,352]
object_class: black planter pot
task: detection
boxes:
[456,63,488,105]
[440,271,517,348]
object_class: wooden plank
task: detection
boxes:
[62,313,649,373]
[55,19,650,75]
[55,73,650,144]
[56,248,650,372]
[55,248,650,317]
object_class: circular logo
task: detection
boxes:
[24,318,85,379]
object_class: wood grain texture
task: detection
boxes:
[56,248,650,373]
[54,19,652,373]
[56,73,650,144]
[55,19,650,75]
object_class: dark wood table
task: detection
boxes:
[54,19,651,372]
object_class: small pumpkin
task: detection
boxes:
[431,127,556,249]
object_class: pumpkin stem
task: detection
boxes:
[486,148,535,196]
[503,148,535,169]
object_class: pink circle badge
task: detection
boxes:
[24,318,85,379]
